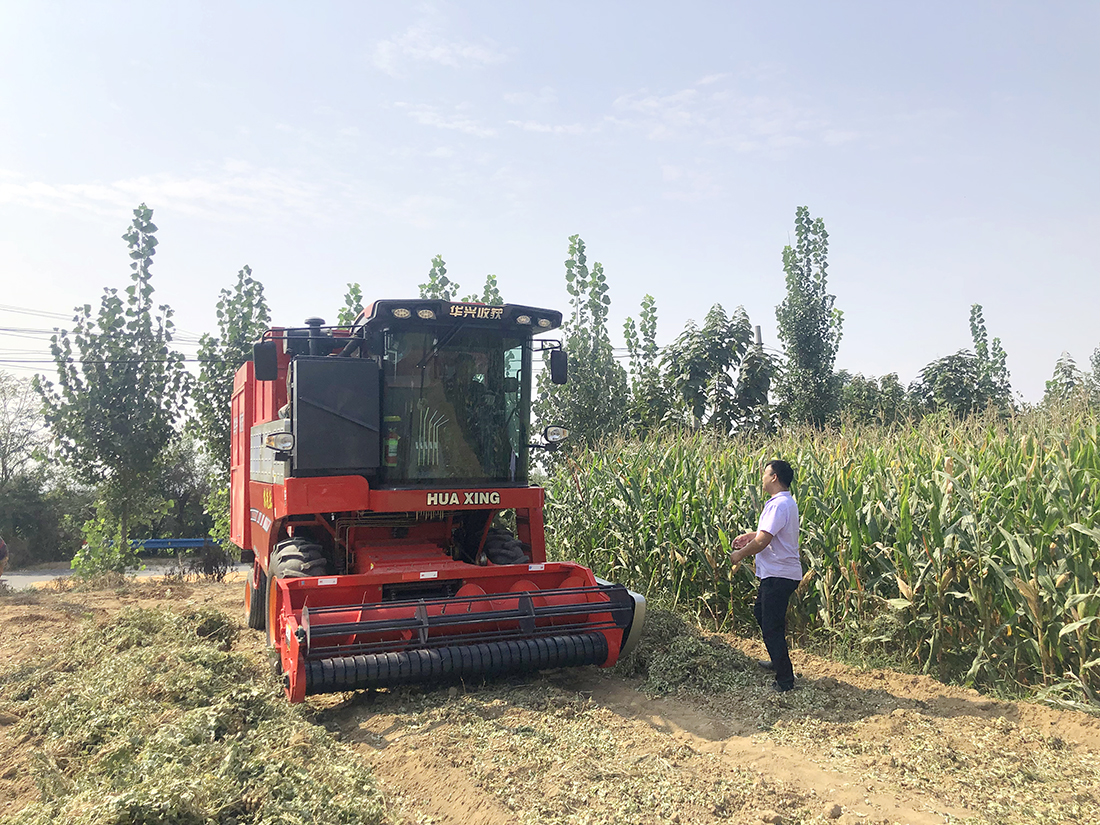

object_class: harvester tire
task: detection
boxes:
[266,539,332,648]
[245,565,268,630]
[272,538,331,578]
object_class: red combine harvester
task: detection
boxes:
[231,299,645,702]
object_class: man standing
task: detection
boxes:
[730,460,802,692]
[0,535,8,578]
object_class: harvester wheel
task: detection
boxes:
[265,539,332,649]
[244,564,267,630]
[272,538,331,578]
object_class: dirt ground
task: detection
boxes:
[1,574,1098,825]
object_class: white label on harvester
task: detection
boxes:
[528,564,545,572]
[420,571,438,579]
[318,578,337,585]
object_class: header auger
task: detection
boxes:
[231,299,645,702]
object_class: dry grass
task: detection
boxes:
[0,606,387,825]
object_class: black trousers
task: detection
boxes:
[754,576,799,688]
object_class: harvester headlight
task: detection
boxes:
[392,307,412,319]
[543,426,568,443]
[417,308,436,320]
[515,314,532,325]
[265,433,295,452]
[537,318,552,328]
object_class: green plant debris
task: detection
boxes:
[617,608,758,695]
[0,606,386,825]
[764,709,1100,825]
[340,683,816,825]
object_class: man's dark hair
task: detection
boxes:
[766,459,794,488]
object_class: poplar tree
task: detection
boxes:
[191,265,270,474]
[35,204,188,570]
[775,206,843,426]
[535,235,628,450]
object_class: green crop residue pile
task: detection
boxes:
[0,607,386,825]
[618,608,758,696]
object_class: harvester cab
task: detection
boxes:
[231,299,645,702]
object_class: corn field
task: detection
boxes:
[544,406,1100,705]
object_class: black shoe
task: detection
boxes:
[757,660,775,671]
[772,681,795,693]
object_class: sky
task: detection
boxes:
[1,1,1097,402]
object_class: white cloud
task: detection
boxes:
[0,163,327,222]
[658,164,722,203]
[503,87,558,106]
[611,77,851,151]
[372,24,508,77]
[395,103,497,137]
[823,129,859,145]
[507,120,585,135]
[0,164,469,233]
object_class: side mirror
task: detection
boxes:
[550,349,568,385]
[253,341,279,381]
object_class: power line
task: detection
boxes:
[0,304,74,321]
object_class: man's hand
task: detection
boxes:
[732,532,755,550]
[730,530,774,565]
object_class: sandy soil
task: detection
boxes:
[1,575,1098,825]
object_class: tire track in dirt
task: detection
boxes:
[320,667,972,825]
[313,638,1100,824]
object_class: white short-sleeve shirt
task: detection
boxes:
[755,491,802,581]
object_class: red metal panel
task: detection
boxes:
[517,507,547,563]
[280,476,371,516]
[369,486,544,513]
[230,362,254,550]
[248,481,277,565]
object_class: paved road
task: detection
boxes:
[1,559,246,589]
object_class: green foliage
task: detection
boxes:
[191,265,270,475]
[2,607,385,825]
[0,371,42,494]
[909,350,985,416]
[775,206,843,427]
[34,205,189,554]
[337,281,364,326]
[535,235,629,450]
[624,295,659,378]
[0,371,87,568]
[464,272,503,306]
[0,469,92,567]
[1045,352,1085,405]
[71,496,173,575]
[969,304,1013,410]
[153,433,213,539]
[70,509,141,574]
[418,257,503,306]
[623,294,669,430]
[203,483,232,553]
[838,371,909,426]
[418,254,460,300]
[189,267,269,562]
[1090,346,1100,408]
[546,407,1100,705]
[661,304,773,433]
[910,304,1013,417]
